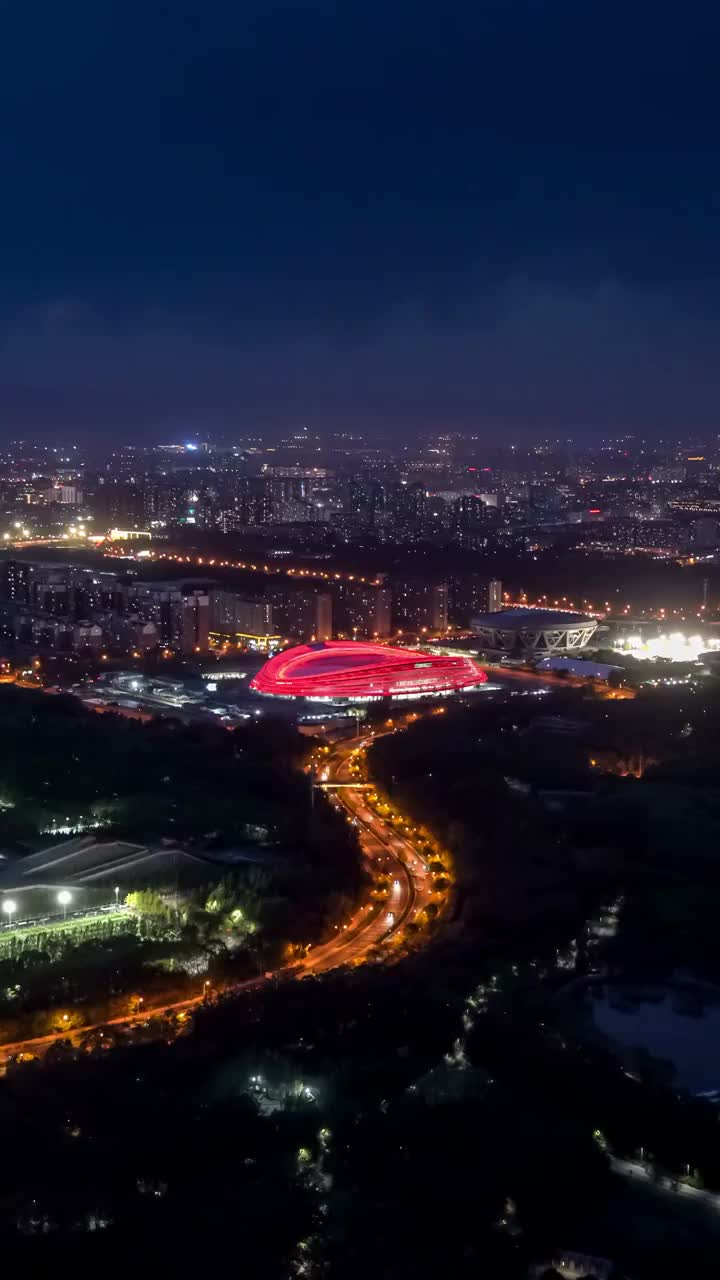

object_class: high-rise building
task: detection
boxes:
[181,591,210,654]
[448,574,502,625]
[1,560,31,604]
[332,579,392,638]
[74,622,104,653]
[128,580,213,651]
[390,481,426,534]
[455,494,486,529]
[155,483,196,526]
[210,590,277,645]
[346,477,386,527]
[488,577,503,612]
[131,620,160,652]
[126,585,181,646]
[215,477,273,531]
[391,577,448,633]
[265,585,333,641]
[31,581,71,616]
[56,484,83,504]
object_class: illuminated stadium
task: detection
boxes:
[470,608,598,657]
[250,640,487,702]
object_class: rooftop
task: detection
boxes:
[0,836,215,889]
[472,608,595,628]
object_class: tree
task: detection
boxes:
[126,889,170,919]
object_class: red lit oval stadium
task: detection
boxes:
[250,640,486,702]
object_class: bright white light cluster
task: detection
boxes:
[612,633,720,662]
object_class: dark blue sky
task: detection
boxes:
[2,0,719,439]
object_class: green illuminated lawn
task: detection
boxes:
[0,910,133,949]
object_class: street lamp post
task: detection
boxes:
[114,885,120,909]
[2,899,16,929]
[57,890,72,922]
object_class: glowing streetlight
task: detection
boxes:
[114,885,120,908]
[2,899,16,927]
[57,889,72,921]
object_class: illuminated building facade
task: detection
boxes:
[250,640,486,702]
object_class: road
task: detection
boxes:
[612,1157,720,1213]
[300,734,435,972]
[0,724,438,1071]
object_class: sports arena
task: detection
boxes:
[470,608,598,657]
[250,640,486,703]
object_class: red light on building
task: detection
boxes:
[250,641,486,700]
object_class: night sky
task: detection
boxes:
[2,0,720,438]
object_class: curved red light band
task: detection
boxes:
[250,641,486,698]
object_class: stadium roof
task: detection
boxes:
[0,837,215,889]
[472,609,594,628]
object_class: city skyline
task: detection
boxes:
[3,10,720,1274]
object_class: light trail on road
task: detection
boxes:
[0,721,440,1072]
[299,737,434,973]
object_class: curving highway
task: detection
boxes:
[300,731,436,972]
[0,721,439,1071]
